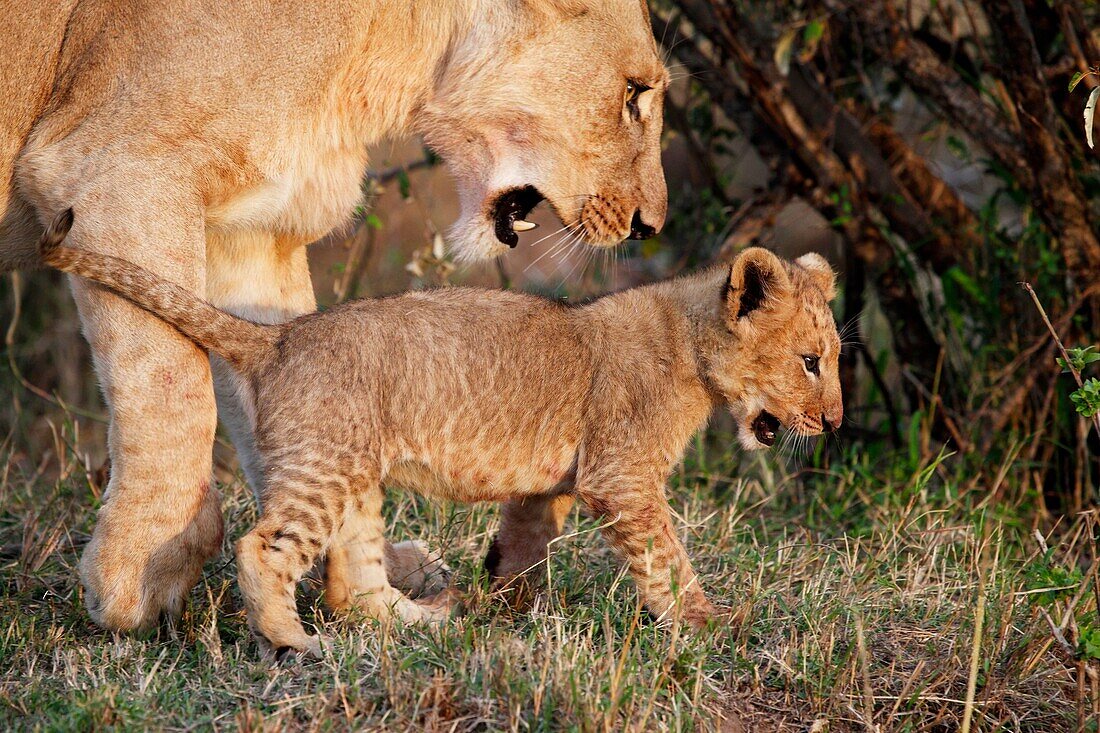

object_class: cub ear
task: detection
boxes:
[795,252,837,300]
[724,247,792,326]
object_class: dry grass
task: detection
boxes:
[0,398,1088,731]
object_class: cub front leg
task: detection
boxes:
[580,478,715,629]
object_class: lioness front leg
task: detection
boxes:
[484,494,575,603]
[580,478,715,629]
[64,201,223,631]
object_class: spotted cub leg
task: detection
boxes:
[236,487,343,657]
[581,477,716,629]
[323,488,455,623]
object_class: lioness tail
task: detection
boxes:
[39,209,278,372]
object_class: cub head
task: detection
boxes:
[418,0,669,260]
[709,248,844,451]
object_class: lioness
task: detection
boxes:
[0,1,669,631]
[41,209,843,656]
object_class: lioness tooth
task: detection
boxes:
[512,219,537,232]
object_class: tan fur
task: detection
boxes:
[0,0,668,631]
[41,211,842,653]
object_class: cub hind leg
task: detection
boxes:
[324,489,455,623]
[236,469,350,658]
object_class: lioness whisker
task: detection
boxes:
[522,225,574,274]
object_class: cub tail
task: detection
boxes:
[39,208,279,373]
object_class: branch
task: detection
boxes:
[786,66,960,273]
[364,156,437,185]
[658,4,947,387]
[1021,281,1100,439]
[980,0,1100,282]
[832,0,1034,190]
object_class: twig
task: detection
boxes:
[854,613,876,733]
[1040,606,1077,659]
[857,341,903,447]
[1021,282,1100,438]
[363,156,437,185]
[962,530,989,733]
[5,273,108,424]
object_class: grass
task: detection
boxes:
[0,401,1088,732]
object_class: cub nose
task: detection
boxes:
[821,411,843,433]
[628,210,657,240]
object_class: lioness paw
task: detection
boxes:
[386,539,452,598]
[417,586,463,622]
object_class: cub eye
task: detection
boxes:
[803,355,820,376]
[625,80,650,120]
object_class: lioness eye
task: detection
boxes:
[803,355,820,376]
[625,80,651,120]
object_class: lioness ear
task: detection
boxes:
[795,252,837,300]
[724,247,792,326]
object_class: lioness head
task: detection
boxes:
[709,248,844,450]
[417,0,669,261]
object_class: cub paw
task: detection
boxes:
[258,633,326,663]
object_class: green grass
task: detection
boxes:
[0,409,1085,731]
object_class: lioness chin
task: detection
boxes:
[40,209,842,655]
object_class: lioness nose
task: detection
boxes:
[822,412,843,432]
[628,210,657,240]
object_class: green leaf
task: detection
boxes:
[1057,346,1100,373]
[803,19,825,44]
[397,170,412,200]
[945,135,970,162]
[1070,70,1086,93]
[364,213,383,230]
[1024,552,1083,607]
[799,19,826,63]
[1081,625,1100,660]
[1070,378,1100,418]
[946,267,987,306]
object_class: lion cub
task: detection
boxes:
[40,208,842,656]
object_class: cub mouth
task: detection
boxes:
[752,411,781,447]
[491,186,545,248]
